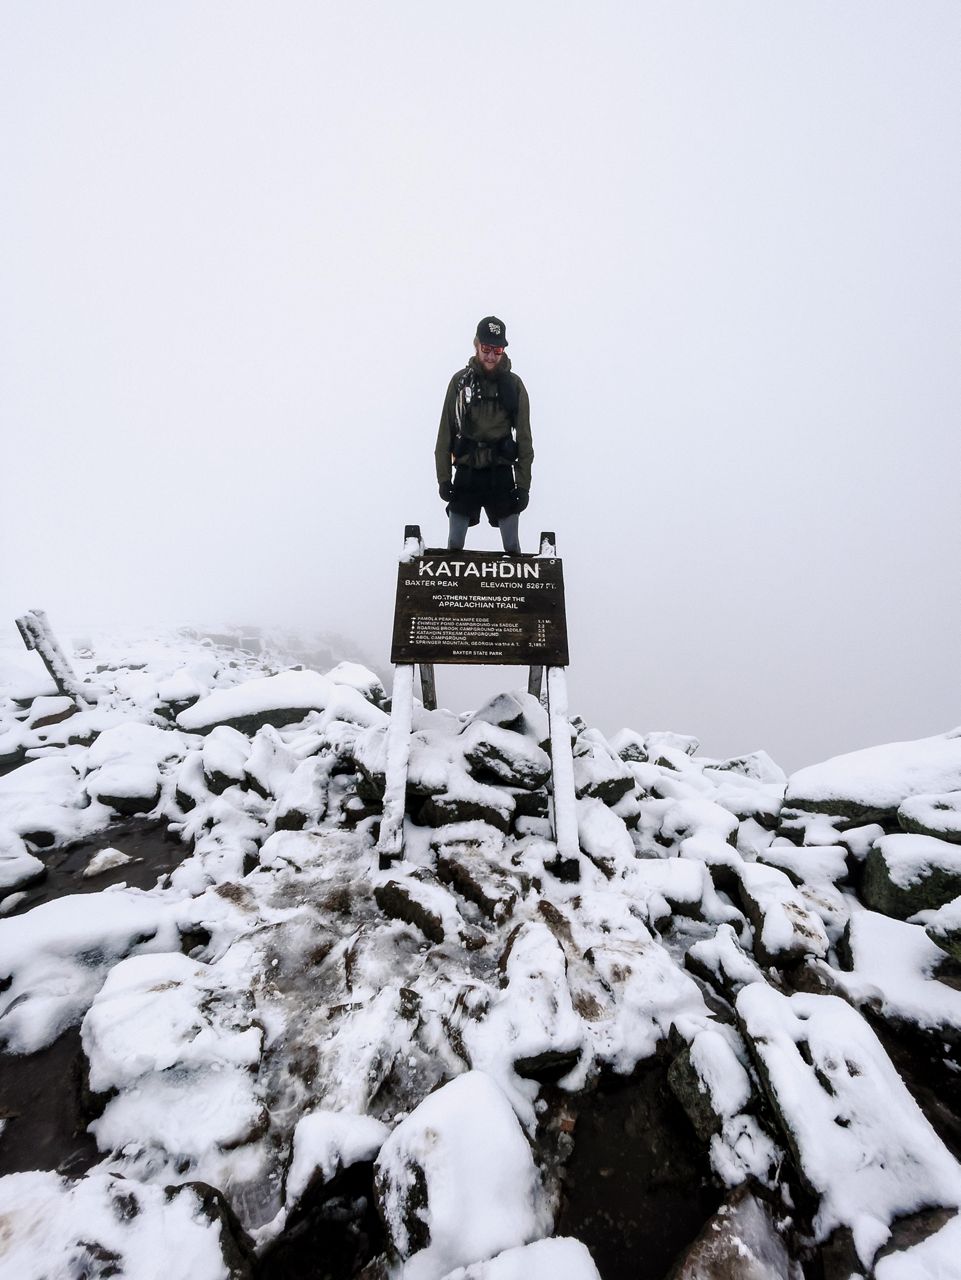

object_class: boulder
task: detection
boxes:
[667,1027,753,1141]
[923,895,961,963]
[862,834,961,919]
[374,1071,551,1280]
[898,792,961,843]
[735,864,829,969]
[374,871,485,949]
[460,721,550,791]
[665,1184,798,1280]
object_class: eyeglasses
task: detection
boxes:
[479,344,505,355]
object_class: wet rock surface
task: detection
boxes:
[3,632,961,1278]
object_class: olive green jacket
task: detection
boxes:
[434,355,534,491]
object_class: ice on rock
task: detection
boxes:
[0,1169,238,1280]
[374,1070,552,1280]
[0,888,181,1052]
[462,923,585,1104]
[82,951,263,1092]
[285,1109,390,1208]
[736,985,961,1267]
[667,1184,795,1278]
[83,949,268,1178]
[438,1236,602,1280]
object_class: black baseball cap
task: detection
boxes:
[475,316,508,347]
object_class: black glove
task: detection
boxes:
[439,480,454,502]
[512,487,529,513]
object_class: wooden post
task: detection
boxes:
[546,665,579,863]
[527,533,555,702]
[377,662,415,868]
[15,609,89,705]
[419,664,437,711]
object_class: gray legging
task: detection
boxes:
[448,511,521,554]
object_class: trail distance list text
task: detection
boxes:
[390,552,569,666]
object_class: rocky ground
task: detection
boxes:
[1,628,960,1280]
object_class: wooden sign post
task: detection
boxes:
[377,528,578,871]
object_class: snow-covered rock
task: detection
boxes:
[737,985,961,1268]
[374,1071,552,1280]
[0,1169,247,1280]
[177,669,388,735]
[786,728,961,824]
[438,1237,601,1280]
[863,832,961,919]
[898,791,961,843]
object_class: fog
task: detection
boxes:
[3,1,959,772]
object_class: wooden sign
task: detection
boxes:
[390,550,569,666]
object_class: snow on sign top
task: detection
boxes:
[391,550,569,666]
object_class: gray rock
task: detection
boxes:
[666,1184,800,1279]
[461,721,550,791]
[418,793,514,834]
[898,792,961,844]
[435,845,518,923]
[862,835,961,920]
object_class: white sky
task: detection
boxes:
[2,1,959,772]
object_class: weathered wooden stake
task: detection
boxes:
[419,664,437,711]
[15,609,89,705]
[378,662,415,868]
[546,667,579,861]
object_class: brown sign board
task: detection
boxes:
[390,550,569,666]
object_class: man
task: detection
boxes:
[435,316,534,554]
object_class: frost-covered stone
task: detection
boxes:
[83,951,267,1169]
[826,909,961,1042]
[576,797,633,877]
[668,1027,754,1141]
[667,1184,798,1279]
[435,842,519,923]
[0,755,109,848]
[244,724,297,799]
[323,660,388,707]
[757,842,849,887]
[0,1169,249,1280]
[273,756,329,830]
[374,1071,551,1280]
[737,985,961,1269]
[786,728,961,824]
[922,894,961,963]
[438,1237,601,1280]
[374,871,485,949]
[0,888,180,1052]
[660,797,739,848]
[461,721,550,791]
[685,922,766,1002]
[736,863,830,968]
[863,833,961,919]
[203,724,251,794]
[467,692,526,730]
[874,1210,961,1279]
[898,791,961,843]
[0,829,45,896]
[177,669,389,735]
[285,1109,389,1209]
[572,730,635,805]
[462,923,585,1097]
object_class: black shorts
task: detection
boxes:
[448,465,516,526]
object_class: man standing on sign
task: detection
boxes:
[435,316,534,554]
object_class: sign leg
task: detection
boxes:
[419,664,437,711]
[528,665,543,700]
[546,666,579,863]
[377,663,415,867]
